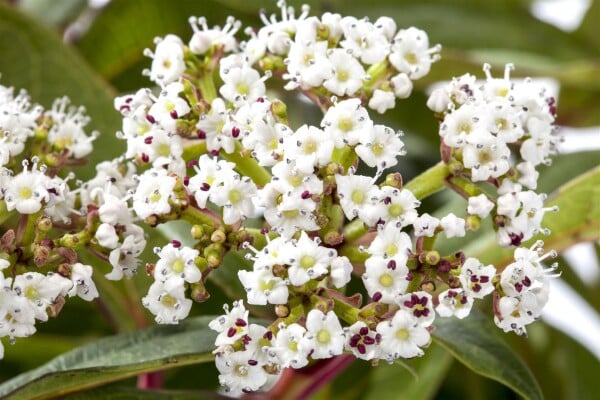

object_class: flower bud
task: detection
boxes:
[425,250,440,266]
[426,87,450,113]
[384,172,403,189]
[191,282,210,303]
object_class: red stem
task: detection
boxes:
[297,354,355,400]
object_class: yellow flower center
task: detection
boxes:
[172,259,185,273]
[388,203,404,217]
[396,328,410,340]
[378,273,394,287]
[317,329,331,344]
[351,189,365,204]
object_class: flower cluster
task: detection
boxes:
[0,0,562,396]
[428,63,560,247]
[0,85,105,358]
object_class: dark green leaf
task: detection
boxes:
[0,316,217,400]
[575,0,600,56]
[63,386,227,400]
[364,343,453,400]
[433,311,543,400]
[0,3,124,180]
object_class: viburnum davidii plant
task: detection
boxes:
[0,0,570,397]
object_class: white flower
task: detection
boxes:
[283,124,334,173]
[355,124,406,172]
[321,99,373,148]
[516,161,539,190]
[189,16,241,55]
[68,263,99,301]
[329,256,353,288]
[287,232,336,286]
[462,135,510,181]
[270,323,310,369]
[285,40,332,89]
[323,48,366,96]
[132,168,176,219]
[436,289,473,319]
[211,175,257,225]
[391,73,413,98]
[426,87,451,113]
[148,82,190,131]
[209,301,249,347]
[220,66,268,107]
[376,309,430,360]
[46,97,96,158]
[396,291,435,326]
[368,89,396,114]
[215,350,268,397]
[467,194,495,219]
[145,35,185,86]
[389,27,439,80]
[154,243,201,284]
[362,256,409,303]
[95,223,120,249]
[340,16,390,65]
[413,213,439,237]
[440,213,466,238]
[238,268,289,305]
[377,186,420,227]
[142,278,192,324]
[187,154,236,209]
[0,291,36,339]
[196,98,236,154]
[302,309,345,359]
[439,104,490,148]
[4,161,50,214]
[459,258,496,299]
[345,321,381,360]
[13,272,67,322]
[335,174,379,225]
[367,224,412,261]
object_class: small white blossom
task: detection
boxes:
[467,194,495,219]
[440,213,466,238]
[302,309,345,359]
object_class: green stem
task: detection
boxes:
[19,211,42,247]
[222,142,271,186]
[196,71,218,103]
[446,175,484,199]
[338,244,369,264]
[331,296,360,324]
[342,219,367,243]
[181,206,219,228]
[182,141,207,162]
[404,161,450,200]
[0,200,12,225]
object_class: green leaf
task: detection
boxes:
[0,316,218,400]
[63,386,227,400]
[469,165,600,267]
[0,3,124,180]
[433,311,543,400]
[575,0,600,55]
[364,343,453,400]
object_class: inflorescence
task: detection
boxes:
[0,1,561,396]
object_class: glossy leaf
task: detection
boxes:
[0,3,124,180]
[364,343,453,400]
[63,386,227,400]
[0,316,217,400]
[433,311,543,400]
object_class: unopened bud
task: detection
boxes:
[384,172,403,189]
[194,256,208,272]
[211,230,226,244]
[191,225,204,239]
[271,99,287,120]
[191,282,210,302]
[275,304,290,318]
[37,216,53,232]
[465,215,480,231]
[420,281,436,293]
[425,250,440,266]
[323,230,343,246]
[57,263,72,278]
